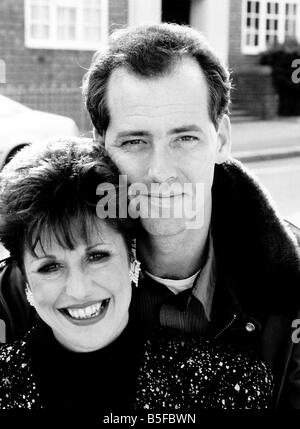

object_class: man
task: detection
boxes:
[82,23,300,408]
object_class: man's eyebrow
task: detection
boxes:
[116,131,151,138]
[168,125,205,135]
[115,126,205,139]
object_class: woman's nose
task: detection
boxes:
[65,268,90,300]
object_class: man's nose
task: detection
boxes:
[65,268,90,300]
[147,146,178,183]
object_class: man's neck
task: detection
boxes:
[137,220,211,280]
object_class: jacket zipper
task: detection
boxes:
[214,313,237,339]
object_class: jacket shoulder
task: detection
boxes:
[0,258,34,342]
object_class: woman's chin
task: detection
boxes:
[49,306,129,353]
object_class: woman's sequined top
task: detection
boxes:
[0,322,273,411]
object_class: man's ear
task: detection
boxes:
[215,114,231,164]
[93,127,105,147]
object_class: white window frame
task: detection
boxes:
[242,0,300,54]
[24,0,109,50]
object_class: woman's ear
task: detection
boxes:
[215,114,231,164]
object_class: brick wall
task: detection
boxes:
[228,0,277,118]
[228,0,258,69]
[232,66,278,119]
[0,0,128,131]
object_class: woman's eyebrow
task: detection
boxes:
[32,254,56,260]
[86,242,109,251]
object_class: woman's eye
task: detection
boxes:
[37,263,61,274]
[87,252,110,263]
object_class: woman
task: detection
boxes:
[0,137,274,413]
[0,137,143,413]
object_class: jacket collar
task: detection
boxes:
[211,158,300,319]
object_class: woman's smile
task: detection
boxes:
[59,298,111,325]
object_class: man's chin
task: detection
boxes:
[140,217,189,237]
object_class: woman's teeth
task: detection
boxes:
[65,300,109,320]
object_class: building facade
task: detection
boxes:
[1,0,300,130]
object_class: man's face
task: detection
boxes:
[103,57,231,236]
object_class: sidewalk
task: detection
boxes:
[231,117,300,162]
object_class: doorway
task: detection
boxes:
[161,0,191,25]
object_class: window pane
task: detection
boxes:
[83,7,101,23]
[31,23,49,39]
[84,8,91,21]
[40,24,49,38]
[31,5,39,20]
[31,24,39,38]
[31,2,49,21]
[83,26,101,41]
[57,7,76,40]
[83,5,102,41]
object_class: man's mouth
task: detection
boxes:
[149,193,183,198]
[59,299,110,324]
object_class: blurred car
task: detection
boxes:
[0,94,79,169]
[286,212,300,230]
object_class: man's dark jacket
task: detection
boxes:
[0,158,300,408]
[210,158,300,408]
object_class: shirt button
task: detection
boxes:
[245,322,256,332]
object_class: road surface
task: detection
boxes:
[244,156,300,225]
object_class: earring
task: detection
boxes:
[25,284,35,307]
[130,238,141,287]
[130,258,141,288]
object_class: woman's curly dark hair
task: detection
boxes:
[0,137,135,267]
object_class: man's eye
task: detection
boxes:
[178,135,199,142]
[122,139,145,146]
[37,263,61,274]
[87,252,110,263]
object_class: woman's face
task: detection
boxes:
[24,219,132,352]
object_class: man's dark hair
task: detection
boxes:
[82,23,231,135]
[0,138,134,267]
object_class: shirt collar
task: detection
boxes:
[191,231,216,321]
